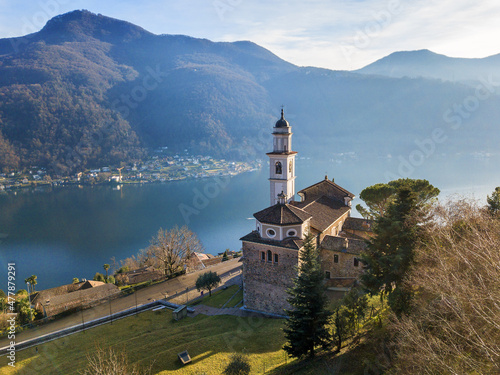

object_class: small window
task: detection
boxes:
[267,228,276,238]
[257,224,260,233]
[287,229,296,237]
[325,271,331,279]
[334,254,339,263]
[274,253,279,263]
[261,252,265,261]
[354,258,359,267]
[267,250,272,263]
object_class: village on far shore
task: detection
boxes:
[0,148,262,192]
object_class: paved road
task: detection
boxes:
[0,258,242,349]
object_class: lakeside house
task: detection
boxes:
[115,266,163,285]
[31,280,120,317]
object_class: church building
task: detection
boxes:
[241,110,373,315]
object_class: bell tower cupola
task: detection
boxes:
[267,109,297,205]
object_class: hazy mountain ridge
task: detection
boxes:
[0,10,499,174]
[356,49,500,83]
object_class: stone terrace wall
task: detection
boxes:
[242,241,298,315]
[43,284,120,316]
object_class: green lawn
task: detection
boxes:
[225,287,243,308]
[0,310,288,375]
[190,284,240,308]
[0,292,386,374]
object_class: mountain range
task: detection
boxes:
[356,49,500,83]
[0,10,499,174]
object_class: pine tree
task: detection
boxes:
[487,186,500,217]
[361,186,425,316]
[283,234,331,358]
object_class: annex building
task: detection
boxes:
[241,110,373,315]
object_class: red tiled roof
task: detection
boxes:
[292,195,350,232]
[320,234,367,255]
[297,178,355,202]
[343,217,373,232]
[254,203,312,225]
[240,230,304,250]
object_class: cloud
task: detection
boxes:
[210,0,500,69]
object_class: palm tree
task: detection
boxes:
[24,277,31,294]
[24,275,37,294]
[30,275,37,293]
[103,264,110,282]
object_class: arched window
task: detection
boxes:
[275,161,282,174]
[267,250,272,262]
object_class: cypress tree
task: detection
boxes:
[283,234,331,358]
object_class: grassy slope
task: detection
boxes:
[0,311,287,375]
[0,287,286,374]
[189,285,242,308]
[190,285,239,308]
[0,288,387,374]
[225,288,243,308]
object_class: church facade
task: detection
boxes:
[240,110,373,315]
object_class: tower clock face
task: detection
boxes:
[289,160,293,173]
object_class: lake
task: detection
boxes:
[0,153,498,291]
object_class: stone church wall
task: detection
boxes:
[319,248,362,278]
[242,241,299,315]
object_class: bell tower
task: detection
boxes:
[267,109,297,205]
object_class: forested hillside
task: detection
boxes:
[1,10,499,174]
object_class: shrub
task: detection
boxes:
[391,200,500,374]
[223,353,251,375]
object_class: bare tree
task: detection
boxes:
[391,199,500,374]
[148,226,204,277]
[80,342,153,375]
[119,248,156,272]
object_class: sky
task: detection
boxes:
[0,0,500,70]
